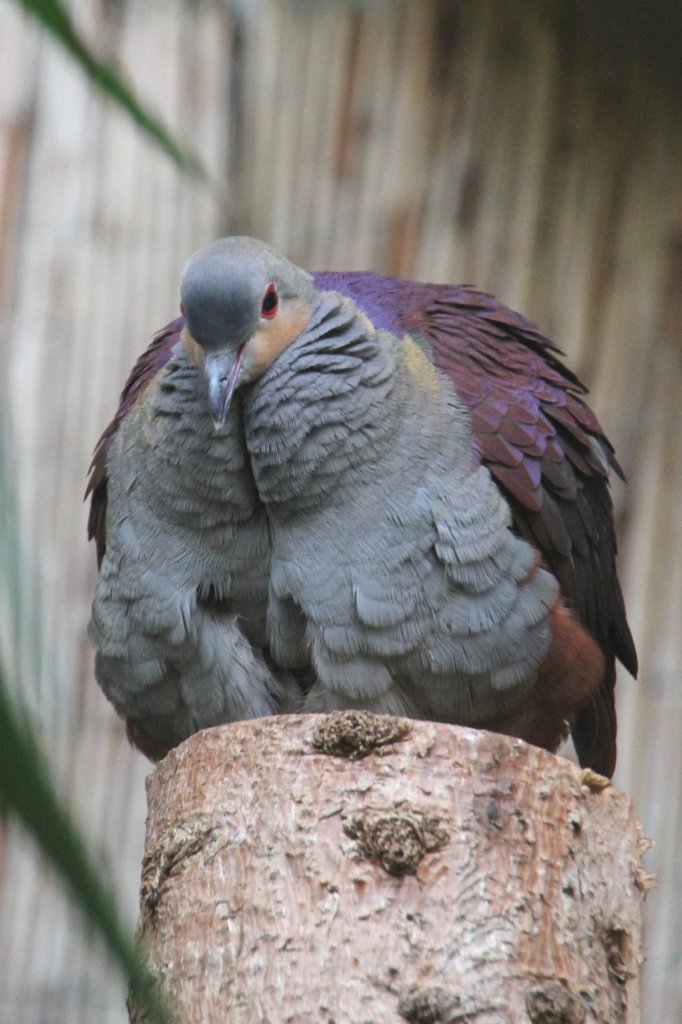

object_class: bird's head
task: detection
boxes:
[180,236,315,428]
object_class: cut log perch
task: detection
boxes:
[133,713,651,1024]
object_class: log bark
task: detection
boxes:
[134,713,650,1024]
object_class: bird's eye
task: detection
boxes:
[261,283,278,319]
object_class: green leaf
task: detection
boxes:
[0,423,170,1022]
[0,667,172,1024]
[17,0,204,176]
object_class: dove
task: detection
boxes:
[89,236,636,776]
[181,237,636,776]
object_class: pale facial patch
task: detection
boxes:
[243,297,311,377]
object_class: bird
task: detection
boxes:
[88,236,637,776]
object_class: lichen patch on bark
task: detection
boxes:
[398,985,463,1022]
[343,809,449,876]
[311,709,412,759]
[578,768,611,792]
[140,813,238,919]
[526,982,587,1023]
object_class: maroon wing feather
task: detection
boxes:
[86,317,184,567]
[317,272,637,776]
[407,284,637,776]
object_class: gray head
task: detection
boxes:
[179,237,315,426]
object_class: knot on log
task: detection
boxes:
[604,926,636,985]
[343,809,448,876]
[526,982,586,1023]
[140,813,230,918]
[398,985,462,1023]
[311,709,411,759]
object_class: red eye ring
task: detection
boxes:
[260,283,278,319]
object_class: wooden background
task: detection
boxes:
[0,0,680,1020]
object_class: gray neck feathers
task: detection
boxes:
[107,343,268,604]
[244,293,473,511]
[117,343,259,529]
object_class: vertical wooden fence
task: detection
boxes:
[0,1,680,1020]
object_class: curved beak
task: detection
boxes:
[204,347,245,429]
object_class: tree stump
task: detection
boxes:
[134,713,650,1024]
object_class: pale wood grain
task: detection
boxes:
[139,715,647,1024]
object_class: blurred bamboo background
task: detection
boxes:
[0,0,680,1020]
